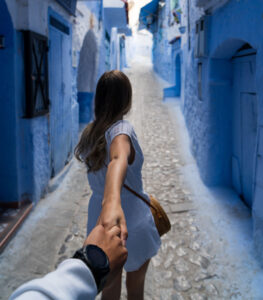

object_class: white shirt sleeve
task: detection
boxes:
[9,259,98,300]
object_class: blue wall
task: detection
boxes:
[0,2,20,203]
[77,29,98,124]
[78,92,94,123]
[152,2,174,84]
[163,39,182,98]
[0,4,80,204]
[182,0,263,263]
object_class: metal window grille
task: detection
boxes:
[54,0,77,15]
[23,31,49,118]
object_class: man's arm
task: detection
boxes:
[9,225,127,300]
[10,259,97,300]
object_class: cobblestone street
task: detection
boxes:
[1,55,263,299]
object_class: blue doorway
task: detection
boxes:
[232,47,257,207]
[175,54,181,97]
[48,10,73,177]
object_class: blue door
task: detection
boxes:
[175,54,181,96]
[232,50,257,207]
[48,13,72,177]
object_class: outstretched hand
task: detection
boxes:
[97,201,128,247]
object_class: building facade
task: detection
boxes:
[184,0,263,264]
[0,0,130,251]
[76,0,130,124]
[140,0,187,98]
[141,0,263,261]
[0,0,107,210]
[142,0,263,264]
[74,1,104,124]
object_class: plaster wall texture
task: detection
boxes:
[15,30,51,203]
[110,27,119,70]
[152,0,192,86]
[181,0,263,263]
[152,3,173,83]
[5,0,72,35]
[0,1,20,202]
[196,0,230,12]
[1,0,81,203]
[74,1,106,123]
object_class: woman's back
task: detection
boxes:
[87,120,161,271]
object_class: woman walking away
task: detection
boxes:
[75,70,161,300]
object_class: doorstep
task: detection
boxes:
[0,201,33,254]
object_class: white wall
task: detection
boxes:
[5,0,72,35]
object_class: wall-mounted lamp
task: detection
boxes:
[0,35,5,49]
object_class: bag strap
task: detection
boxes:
[122,183,156,211]
[104,163,156,211]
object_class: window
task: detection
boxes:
[23,31,49,118]
[198,63,202,100]
[195,16,209,57]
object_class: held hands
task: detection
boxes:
[84,225,128,271]
[97,200,128,247]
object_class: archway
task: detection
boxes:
[209,39,257,207]
[77,30,98,124]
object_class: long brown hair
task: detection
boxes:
[75,70,132,172]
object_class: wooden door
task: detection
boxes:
[49,15,72,177]
[232,50,257,207]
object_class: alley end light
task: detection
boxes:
[0,35,5,49]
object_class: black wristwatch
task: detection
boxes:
[73,244,110,293]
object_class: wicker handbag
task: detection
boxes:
[123,184,171,237]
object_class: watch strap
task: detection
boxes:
[73,245,110,293]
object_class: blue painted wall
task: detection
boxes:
[182,0,263,263]
[0,1,20,203]
[152,2,174,84]
[78,92,94,123]
[0,2,51,204]
[77,29,98,124]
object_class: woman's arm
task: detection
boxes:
[97,134,134,245]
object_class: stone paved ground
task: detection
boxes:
[1,55,263,299]
[122,59,220,300]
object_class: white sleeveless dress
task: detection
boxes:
[86,120,161,272]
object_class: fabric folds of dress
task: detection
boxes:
[87,120,161,272]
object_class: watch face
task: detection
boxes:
[86,245,107,268]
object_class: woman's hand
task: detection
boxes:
[97,201,128,246]
[98,134,132,247]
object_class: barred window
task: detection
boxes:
[23,31,49,118]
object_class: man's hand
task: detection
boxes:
[97,201,128,247]
[84,225,128,271]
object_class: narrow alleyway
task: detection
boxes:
[1,50,263,300]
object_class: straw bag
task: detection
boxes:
[123,183,171,237]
